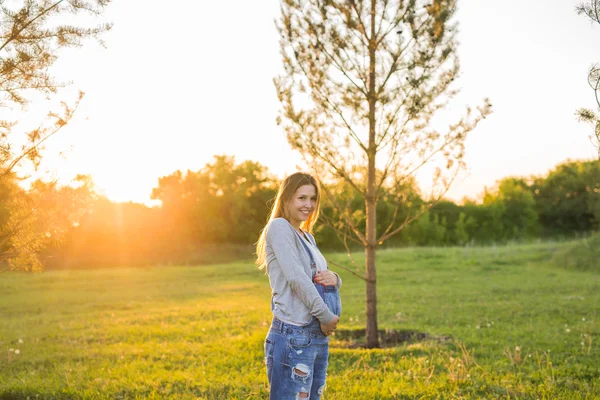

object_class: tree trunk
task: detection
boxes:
[365,202,378,348]
[365,0,379,349]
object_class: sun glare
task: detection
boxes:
[92,171,160,206]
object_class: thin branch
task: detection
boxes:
[319,211,365,247]
[349,0,370,41]
[376,135,406,193]
[377,167,461,243]
[306,138,367,198]
[323,96,368,153]
[377,205,421,244]
[400,133,460,181]
[2,93,82,176]
[376,2,411,45]
[311,37,368,96]
[374,0,391,42]
[0,83,58,93]
[375,10,437,95]
[328,259,367,281]
[378,200,401,241]
[295,13,368,95]
[318,174,368,245]
[320,217,367,278]
[375,85,416,149]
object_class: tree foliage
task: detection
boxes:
[0,0,112,271]
[151,155,277,246]
[1,175,95,272]
[532,160,600,235]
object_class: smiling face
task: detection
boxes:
[286,184,317,230]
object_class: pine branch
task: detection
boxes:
[1,91,83,177]
[0,0,65,53]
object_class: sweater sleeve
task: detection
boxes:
[267,219,336,324]
[333,272,342,289]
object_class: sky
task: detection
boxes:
[18,0,600,206]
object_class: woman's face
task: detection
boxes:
[286,184,317,229]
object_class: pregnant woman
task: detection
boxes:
[255,172,342,400]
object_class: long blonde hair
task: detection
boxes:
[255,172,321,269]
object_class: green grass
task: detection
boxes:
[1,240,599,399]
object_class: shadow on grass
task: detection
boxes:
[331,328,452,349]
[1,391,72,400]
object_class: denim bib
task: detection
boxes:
[293,230,342,318]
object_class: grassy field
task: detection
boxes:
[1,241,599,399]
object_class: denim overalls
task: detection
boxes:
[296,230,342,317]
[264,230,342,400]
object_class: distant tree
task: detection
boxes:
[275,0,491,347]
[493,178,539,240]
[407,210,433,246]
[532,160,600,236]
[475,180,539,243]
[0,1,112,271]
[429,199,461,244]
[576,1,600,159]
[461,196,504,244]
[453,212,471,246]
[202,156,278,243]
[152,155,277,246]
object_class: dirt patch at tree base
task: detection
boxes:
[330,328,452,349]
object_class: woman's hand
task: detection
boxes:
[320,315,339,336]
[314,270,338,286]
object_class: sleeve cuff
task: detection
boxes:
[333,272,342,288]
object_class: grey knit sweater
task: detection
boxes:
[265,217,341,326]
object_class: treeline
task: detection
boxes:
[317,159,599,249]
[44,156,277,268]
[32,156,600,268]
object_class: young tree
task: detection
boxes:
[576,1,600,159]
[275,0,491,347]
[0,1,112,271]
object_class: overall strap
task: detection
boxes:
[293,229,316,271]
[303,231,318,248]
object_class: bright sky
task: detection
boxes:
[21,0,600,206]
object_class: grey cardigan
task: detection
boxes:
[265,217,340,326]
